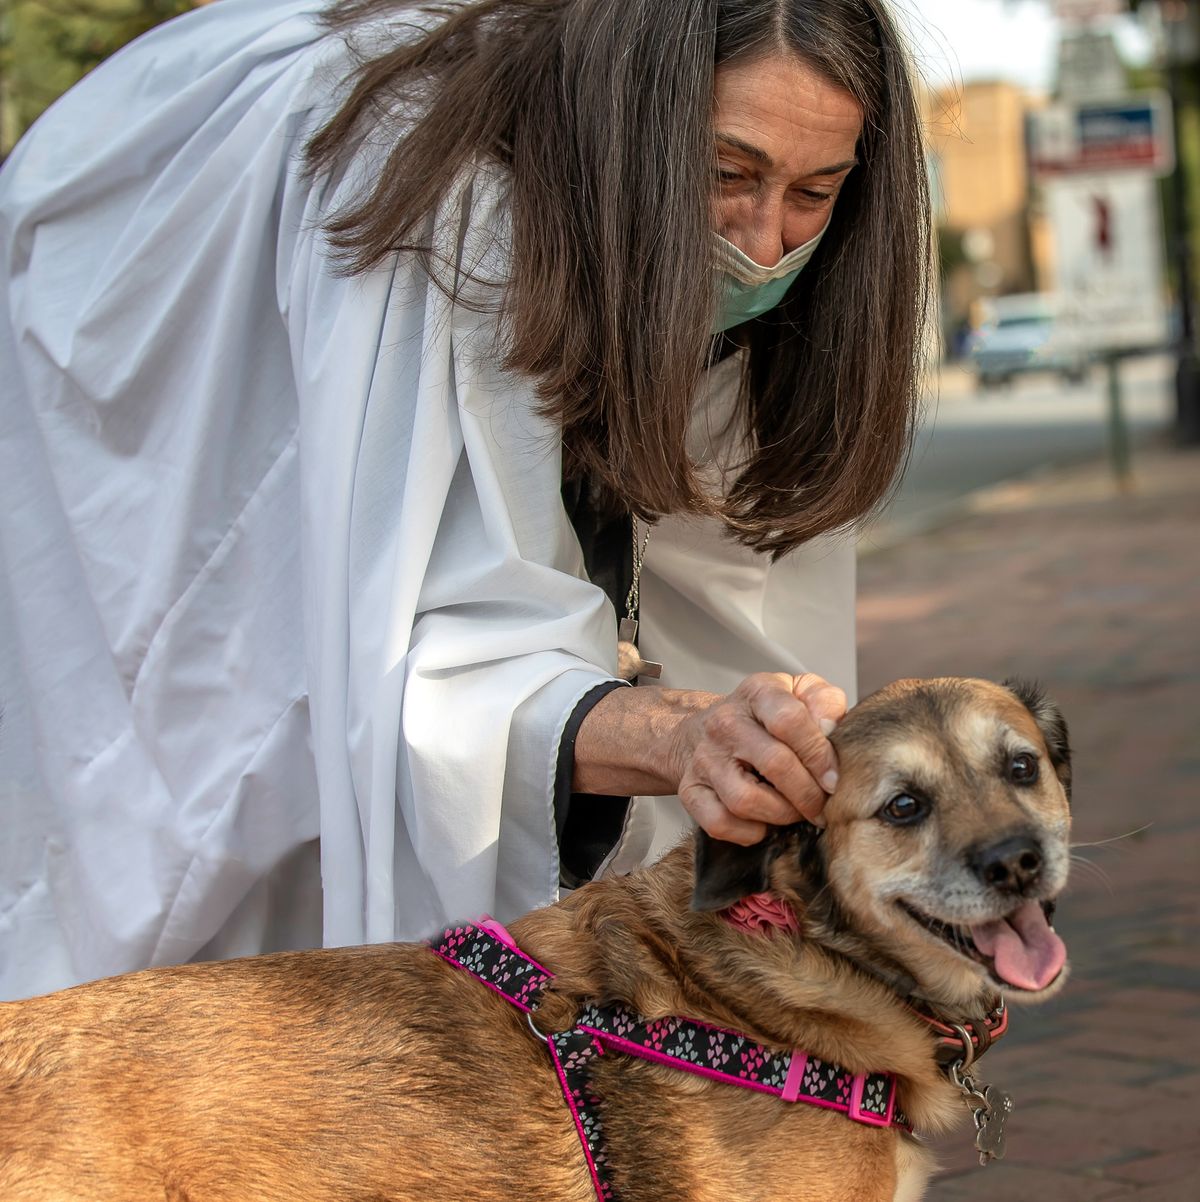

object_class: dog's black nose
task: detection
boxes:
[971,835,1044,895]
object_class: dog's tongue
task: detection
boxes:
[970,901,1066,992]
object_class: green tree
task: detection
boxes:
[1,0,192,155]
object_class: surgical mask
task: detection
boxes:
[711,223,828,334]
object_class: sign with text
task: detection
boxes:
[1046,173,1169,353]
[1029,94,1174,179]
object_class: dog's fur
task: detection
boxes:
[0,677,1072,1202]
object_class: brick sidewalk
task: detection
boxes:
[856,441,1200,1201]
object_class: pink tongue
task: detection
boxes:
[970,901,1066,991]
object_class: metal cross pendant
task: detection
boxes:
[617,618,662,682]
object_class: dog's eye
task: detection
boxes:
[880,794,929,825]
[1009,753,1039,785]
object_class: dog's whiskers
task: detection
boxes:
[952,925,976,959]
[1068,853,1115,894]
[1070,824,1153,849]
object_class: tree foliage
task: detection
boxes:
[0,0,192,154]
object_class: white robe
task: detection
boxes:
[0,0,856,1000]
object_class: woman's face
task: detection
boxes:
[712,55,863,267]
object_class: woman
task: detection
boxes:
[0,0,930,998]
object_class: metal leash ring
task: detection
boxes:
[948,1022,977,1071]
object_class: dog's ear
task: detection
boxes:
[691,825,824,911]
[691,831,780,912]
[1003,677,1072,800]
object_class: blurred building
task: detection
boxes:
[925,80,1054,352]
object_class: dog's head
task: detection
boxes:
[692,677,1072,1013]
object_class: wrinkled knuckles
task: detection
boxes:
[743,672,794,699]
[756,694,810,738]
[689,743,729,780]
[703,705,745,745]
[725,777,768,817]
[797,679,848,719]
[693,801,759,844]
[758,747,798,787]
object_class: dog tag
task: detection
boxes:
[973,1085,1013,1164]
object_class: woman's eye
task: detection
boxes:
[880,794,929,825]
[716,169,746,184]
[789,188,836,206]
[1010,754,1039,785]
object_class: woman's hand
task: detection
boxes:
[664,673,846,844]
[573,672,847,844]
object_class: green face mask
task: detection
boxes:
[711,224,827,334]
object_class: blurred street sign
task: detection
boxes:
[1046,173,1170,353]
[1029,94,1175,178]
[1054,27,1127,99]
[1052,0,1125,20]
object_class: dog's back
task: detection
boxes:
[1,906,911,1202]
[0,944,596,1202]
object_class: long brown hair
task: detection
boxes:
[307,0,931,555]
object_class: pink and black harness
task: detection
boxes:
[431,919,909,1201]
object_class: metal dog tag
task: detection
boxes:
[950,1061,1013,1166]
[973,1085,1013,1164]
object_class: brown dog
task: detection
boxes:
[0,677,1072,1202]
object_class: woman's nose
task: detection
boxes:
[731,200,787,268]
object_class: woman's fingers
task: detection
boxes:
[667,671,848,844]
[793,673,848,735]
[744,676,839,801]
[703,753,803,826]
[678,779,768,847]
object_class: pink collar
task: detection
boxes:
[722,893,801,937]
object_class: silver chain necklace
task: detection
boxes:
[616,517,662,681]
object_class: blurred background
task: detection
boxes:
[1,1,1197,1198]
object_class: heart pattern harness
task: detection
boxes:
[431,919,909,1201]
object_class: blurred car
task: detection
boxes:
[968,293,1089,389]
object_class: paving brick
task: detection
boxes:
[1053,1025,1200,1066]
[1081,1183,1186,1202]
[927,1162,1132,1201]
[1158,1072,1200,1100]
[1100,1185,1200,1202]
[1106,1151,1200,1187]
[858,443,1200,1197]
